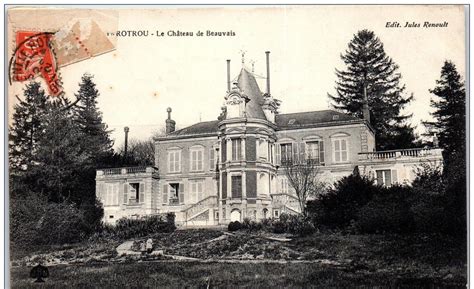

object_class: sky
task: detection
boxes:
[7,5,466,148]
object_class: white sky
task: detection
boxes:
[7,5,466,148]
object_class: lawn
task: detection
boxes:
[10,229,467,288]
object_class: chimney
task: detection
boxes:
[362,84,371,123]
[165,107,176,134]
[226,59,231,92]
[124,126,129,157]
[265,51,271,95]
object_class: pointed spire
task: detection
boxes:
[239,49,246,67]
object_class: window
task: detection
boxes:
[306,141,325,164]
[231,138,242,161]
[209,148,216,170]
[231,175,242,198]
[168,150,181,173]
[190,180,204,203]
[190,147,204,171]
[333,138,348,163]
[273,209,280,218]
[279,177,289,194]
[104,183,119,206]
[214,210,219,220]
[168,183,184,204]
[376,170,392,186]
[280,143,293,163]
[127,182,145,204]
[258,139,268,160]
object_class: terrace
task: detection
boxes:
[358,147,442,162]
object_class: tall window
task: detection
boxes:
[231,138,242,161]
[168,150,181,173]
[190,147,204,171]
[306,141,325,164]
[258,139,268,160]
[279,177,289,194]
[280,143,293,163]
[376,170,392,186]
[209,148,216,170]
[231,175,242,198]
[333,138,348,163]
[104,183,119,206]
[190,180,204,203]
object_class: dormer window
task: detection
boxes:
[332,115,339,120]
[288,119,296,125]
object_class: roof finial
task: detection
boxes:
[239,49,247,67]
[250,60,255,73]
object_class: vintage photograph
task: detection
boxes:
[6,4,468,288]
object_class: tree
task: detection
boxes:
[9,82,49,172]
[425,61,466,157]
[281,157,325,217]
[72,73,114,164]
[117,138,155,166]
[329,29,416,150]
[425,60,466,236]
[27,98,90,203]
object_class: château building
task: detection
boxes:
[96,52,443,226]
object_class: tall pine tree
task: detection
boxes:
[426,61,466,157]
[72,73,113,166]
[9,82,49,173]
[329,30,416,150]
[426,61,466,236]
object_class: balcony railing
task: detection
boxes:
[98,166,158,176]
[358,148,442,161]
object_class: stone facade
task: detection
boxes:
[96,55,443,226]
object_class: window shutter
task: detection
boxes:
[179,183,185,204]
[97,183,104,201]
[198,182,203,201]
[162,184,168,204]
[391,169,398,184]
[114,184,119,205]
[139,182,145,203]
[376,171,383,185]
[385,170,392,186]
[276,144,281,165]
[123,183,128,204]
[292,143,298,162]
[319,141,325,164]
[299,142,305,161]
[209,148,215,170]
[198,150,203,170]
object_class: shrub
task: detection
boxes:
[285,214,316,236]
[272,220,286,234]
[10,193,93,247]
[228,221,242,232]
[356,185,415,234]
[111,214,176,239]
[309,170,378,229]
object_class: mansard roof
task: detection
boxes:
[275,110,365,130]
[165,120,220,137]
[236,68,267,120]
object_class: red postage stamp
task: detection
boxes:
[10,31,63,96]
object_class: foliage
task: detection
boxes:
[9,82,50,172]
[10,193,95,247]
[425,61,465,157]
[116,138,155,166]
[328,29,417,150]
[228,221,242,232]
[355,185,415,234]
[98,214,176,240]
[309,168,378,229]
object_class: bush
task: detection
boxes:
[285,214,316,236]
[355,185,415,234]
[110,214,176,239]
[272,220,286,234]
[308,170,378,229]
[228,221,242,232]
[10,193,93,247]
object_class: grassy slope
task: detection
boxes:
[10,230,467,288]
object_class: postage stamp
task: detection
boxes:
[9,31,63,96]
